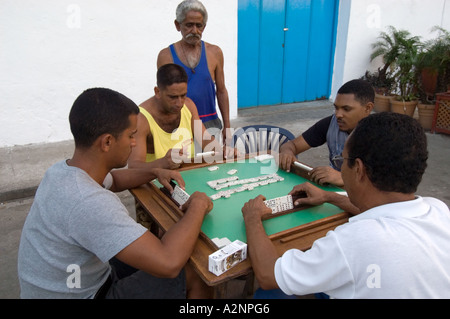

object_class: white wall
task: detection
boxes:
[2,0,449,148]
[0,0,237,147]
[331,0,450,99]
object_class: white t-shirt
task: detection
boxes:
[18,160,147,298]
[274,196,450,298]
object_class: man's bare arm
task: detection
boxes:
[115,192,212,278]
[109,167,185,193]
[242,195,280,290]
[289,182,360,215]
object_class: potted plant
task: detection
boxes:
[361,70,395,112]
[416,26,450,129]
[418,26,450,92]
[416,80,436,130]
[369,26,406,112]
[373,26,421,116]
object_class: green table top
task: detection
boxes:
[167,158,344,243]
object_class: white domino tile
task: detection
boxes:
[264,195,294,214]
[208,173,286,201]
[172,185,190,205]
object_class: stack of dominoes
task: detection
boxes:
[264,195,294,214]
[171,185,190,206]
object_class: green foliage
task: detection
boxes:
[366,26,450,103]
[371,26,422,101]
[417,26,450,94]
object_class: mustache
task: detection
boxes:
[186,33,201,40]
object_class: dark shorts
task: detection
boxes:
[103,258,186,299]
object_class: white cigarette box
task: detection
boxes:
[208,240,247,276]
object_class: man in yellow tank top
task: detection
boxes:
[128,64,224,170]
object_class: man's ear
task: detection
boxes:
[154,86,160,98]
[175,19,181,31]
[365,102,374,114]
[100,134,114,152]
[354,158,367,182]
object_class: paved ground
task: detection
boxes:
[1,100,449,299]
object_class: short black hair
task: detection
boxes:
[69,88,139,148]
[338,79,375,105]
[157,63,188,90]
[346,112,428,194]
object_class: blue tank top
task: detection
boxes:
[170,41,218,123]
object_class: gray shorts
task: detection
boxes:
[203,117,223,131]
[104,258,186,299]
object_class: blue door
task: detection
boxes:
[238,0,339,108]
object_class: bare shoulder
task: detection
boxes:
[184,97,200,118]
[138,98,156,121]
[204,42,223,56]
[139,98,152,111]
[204,42,224,73]
[157,46,174,67]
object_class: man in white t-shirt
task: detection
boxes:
[242,112,450,298]
[18,88,213,298]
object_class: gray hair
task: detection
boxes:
[176,0,208,24]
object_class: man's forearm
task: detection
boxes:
[217,90,230,129]
[325,192,360,215]
[243,214,279,290]
[280,140,297,155]
[109,167,159,192]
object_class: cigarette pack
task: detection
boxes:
[208,240,247,276]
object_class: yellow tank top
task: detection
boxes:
[139,105,194,162]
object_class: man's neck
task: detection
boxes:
[178,40,201,70]
[67,150,109,186]
[356,189,416,213]
[180,38,201,50]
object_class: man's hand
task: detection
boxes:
[160,148,190,169]
[153,168,185,193]
[289,182,360,215]
[223,144,239,159]
[181,192,213,217]
[289,182,329,207]
[278,152,297,172]
[309,166,344,187]
[242,195,272,222]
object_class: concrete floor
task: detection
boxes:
[1,100,449,299]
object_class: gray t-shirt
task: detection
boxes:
[18,160,147,298]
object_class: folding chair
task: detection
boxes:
[232,125,295,154]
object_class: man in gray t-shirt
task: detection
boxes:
[19,160,149,298]
[18,88,213,298]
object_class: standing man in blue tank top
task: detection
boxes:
[157,0,230,145]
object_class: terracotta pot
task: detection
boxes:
[374,94,393,112]
[421,68,438,96]
[390,99,418,117]
[417,103,436,130]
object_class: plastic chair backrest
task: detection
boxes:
[232,125,295,154]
